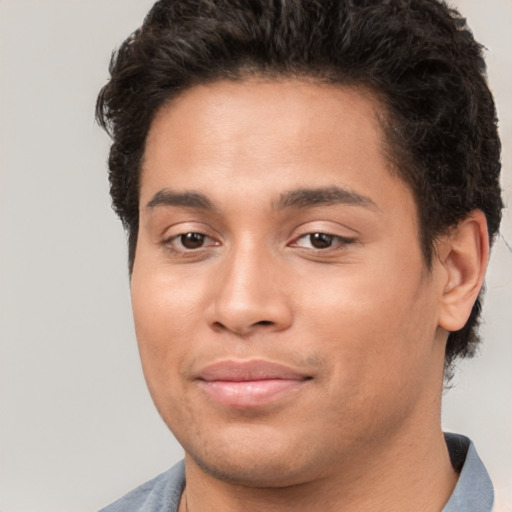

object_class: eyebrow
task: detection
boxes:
[146,189,215,211]
[275,186,378,211]
[145,186,378,213]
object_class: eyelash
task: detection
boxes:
[164,232,218,252]
[291,232,356,251]
[163,231,355,254]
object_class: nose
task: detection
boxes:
[206,242,293,337]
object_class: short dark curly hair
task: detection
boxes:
[96,0,502,372]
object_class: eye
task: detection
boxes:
[166,232,217,251]
[293,232,354,250]
[178,232,207,249]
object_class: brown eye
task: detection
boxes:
[179,232,206,249]
[309,233,334,249]
[292,232,355,251]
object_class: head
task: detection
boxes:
[96,0,502,489]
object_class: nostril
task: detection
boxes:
[211,319,274,336]
[212,321,227,332]
[256,320,273,326]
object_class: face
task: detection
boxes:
[131,80,448,487]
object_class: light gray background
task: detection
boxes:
[0,1,510,511]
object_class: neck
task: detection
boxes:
[180,423,458,512]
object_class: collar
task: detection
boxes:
[443,433,494,512]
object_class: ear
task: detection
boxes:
[437,210,489,333]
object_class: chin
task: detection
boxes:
[190,451,314,488]
[179,424,324,488]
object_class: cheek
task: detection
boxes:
[300,257,437,382]
[132,257,205,331]
[306,275,438,434]
[130,265,203,385]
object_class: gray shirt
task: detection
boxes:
[100,433,493,512]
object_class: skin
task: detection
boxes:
[131,80,488,511]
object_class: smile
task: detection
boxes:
[197,359,311,408]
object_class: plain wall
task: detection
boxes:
[0,1,510,510]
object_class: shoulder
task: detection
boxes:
[99,460,186,512]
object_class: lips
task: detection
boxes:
[197,360,310,407]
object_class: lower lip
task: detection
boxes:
[199,379,306,407]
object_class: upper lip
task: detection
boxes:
[198,359,310,382]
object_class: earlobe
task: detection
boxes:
[437,210,489,333]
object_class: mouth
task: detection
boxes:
[196,359,312,408]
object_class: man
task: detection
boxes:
[96,1,503,511]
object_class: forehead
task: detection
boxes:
[141,79,412,220]
[144,80,385,177]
